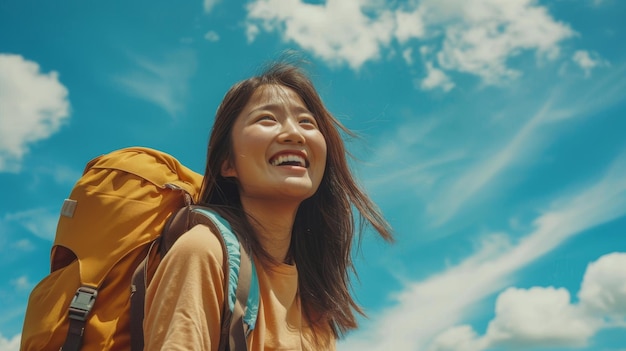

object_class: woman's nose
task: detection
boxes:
[278,120,305,144]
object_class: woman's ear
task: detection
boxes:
[221,159,237,178]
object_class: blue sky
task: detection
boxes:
[1,0,625,350]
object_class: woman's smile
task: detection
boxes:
[269,151,308,168]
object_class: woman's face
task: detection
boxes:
[222,84,327,204]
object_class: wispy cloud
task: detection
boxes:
[9,275,31,292]
[31,163,81,187]
[340,151,626,351]
[0,54,70,173]
[3,208,58,241]
[426,98,549,226]
[541,63,626,127]
[364,63,626,229]
[114,49,196,118]
[591,0,608,7]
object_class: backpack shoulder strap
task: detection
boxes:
[188,206,259,351]
[130,206,259,351]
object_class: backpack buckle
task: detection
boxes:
[68,286,98,322]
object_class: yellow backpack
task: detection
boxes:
[20,147,203,350]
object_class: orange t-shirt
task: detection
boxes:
[144,224,336,350]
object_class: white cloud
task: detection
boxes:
[426,98,547,226]
[114,49,196,118]
[0,54,70,173]
[431,0,574,84]
[340,153,626,351]
[4,208,59,241]
[402,48,413,65]
[10,275,31,291]
[48,165,81,185]
[484,287,597,348]
[11,239,35,251]
[203,0,220,13]
[412,65,625,226]
[573,50,609,77]
[245,23,260,43]
[204,30,220,42]
[0,333,19,351]
[246,0,395,70]
[394,7,426,43]
[579,252,626,317]
[244,0,575,87]
[29,163,81,186]
[428,325,485,351]
[420,61,455,92]
[431,253,626,351]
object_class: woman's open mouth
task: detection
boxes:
[269,153,309,168]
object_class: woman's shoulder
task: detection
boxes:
[166,224,225,263]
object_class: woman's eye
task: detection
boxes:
[257,115,275,122]
[299,116,317,126]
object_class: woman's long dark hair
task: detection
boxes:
[199,62,393,337]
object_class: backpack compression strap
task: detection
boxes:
[130,205,258,351]
[61,286,98,351]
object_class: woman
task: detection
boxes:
[144,62,393,350]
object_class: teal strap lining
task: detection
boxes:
[193,208,259,333]
[244,263,259,334]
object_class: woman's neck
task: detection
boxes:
[240,197,299,264]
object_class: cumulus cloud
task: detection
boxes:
[0,54,70,173]
[431,0,574,84]
[114,49,196,118]
[573,50,609,77]
[483,287,597,348]
[430,253,626,351]
[579,252,626,317]
[420,61,455,92]
[0,333,19,351]
[394,7,426,43]
[246,0,395,70]
[245,0,575,87]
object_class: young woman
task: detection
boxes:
[144,62,393,350]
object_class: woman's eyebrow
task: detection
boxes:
[248,104,313,116]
